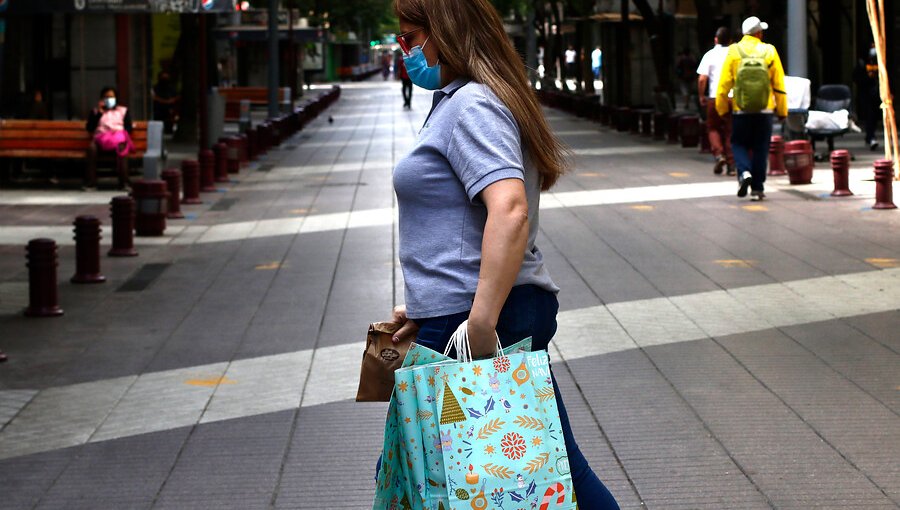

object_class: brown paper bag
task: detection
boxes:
[356,322,409,402]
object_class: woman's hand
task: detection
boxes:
[390,305,419,344]
[467,318,498,358]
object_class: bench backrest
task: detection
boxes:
[0,120,149,158]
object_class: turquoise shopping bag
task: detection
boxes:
[374,342,452,510]
[374,338,534,510]
[436,325,576,510]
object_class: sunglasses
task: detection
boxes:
[397,27,424,55]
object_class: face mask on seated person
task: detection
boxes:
[104,97,117,109]
[402,37,442,90]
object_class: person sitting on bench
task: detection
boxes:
[85,86,134,190]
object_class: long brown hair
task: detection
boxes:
[394,0,568,190]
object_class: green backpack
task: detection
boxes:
[733,44,771,112]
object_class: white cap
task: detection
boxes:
[742,16,768,35]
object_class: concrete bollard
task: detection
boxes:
[24,238,64,317]
[873,159,897,209]
[109,196,138,257]
[132,180,168,236]
[160,168,184,218]
[198,149,217,192]
[829,150,853,197]
[181,160,203,204]
[213,142,229,183]
[71,215,106,284]
[768,135,786,176]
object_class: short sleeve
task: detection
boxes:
[447,99,525,203]
[696,52,710,75]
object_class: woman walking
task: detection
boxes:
[384,0,620,507]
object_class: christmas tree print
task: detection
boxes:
[439,375,466,425]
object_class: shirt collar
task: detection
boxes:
[428,77,471,119]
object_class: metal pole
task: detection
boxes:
[268,0,279,119]
[787,0,807,77]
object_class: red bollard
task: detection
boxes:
[237,134,249,163]
[71,215,105,284]
[784,140,814,184]
[667,115,681,144]
[181,160,202,204]
[198,149,216,192]
[699,121,711,153]
[768,135,786,176]
[132,180,168,236]
[653,112,667,140]
[24,238,64,317]
[640,110,653,137]
[615,107,630,132]
[829,150,853,197]
[109,196,138,257]
[213,142,229,183]
[247,128,258,160]
[225,137,241,174]
[679,115,700,148]
[160,168,184,218]
[873,159,897,210]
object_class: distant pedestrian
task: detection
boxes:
[716,16,787,201]
[591,46,602,80]
[385,0,620,507]
[697,27,735,176]
[853,44,881,150]
[152,71,180,134]
[396,54,413,109]
[381,51,392,80]
[85,86,134,191]
[24,88,50,120]
[675,48,698,109]
[565,44,577,80]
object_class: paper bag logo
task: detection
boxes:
[74,0,87,9]
[201,0,215,9]
[379,348,400,363]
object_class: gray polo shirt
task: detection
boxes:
[393,78,559,320]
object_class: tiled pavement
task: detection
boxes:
[1,81,899,510]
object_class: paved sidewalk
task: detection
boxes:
[1,80,899,510]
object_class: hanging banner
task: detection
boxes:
[3,0,237,13]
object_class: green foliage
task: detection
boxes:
[248,0,394,38]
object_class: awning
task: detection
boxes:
[0,0,238,14]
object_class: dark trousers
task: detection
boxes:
[85,141,130,188]
[731,113,773,191]
[401,78,412,107]
[408,285,620,509]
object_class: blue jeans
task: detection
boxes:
[731,113,773,191]
[404,285,620,509]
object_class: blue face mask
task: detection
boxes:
[402,38,442,90]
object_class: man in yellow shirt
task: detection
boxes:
[716,16,788,201]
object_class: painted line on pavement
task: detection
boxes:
[0,180,752,247]
[1,267,898,460]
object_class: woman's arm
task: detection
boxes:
[468,178,529,357]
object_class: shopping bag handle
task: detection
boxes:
[443,320,503,363]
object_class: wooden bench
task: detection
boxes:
[0,120,163,181]
[0,120,149,158]
[214,87,292,122]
